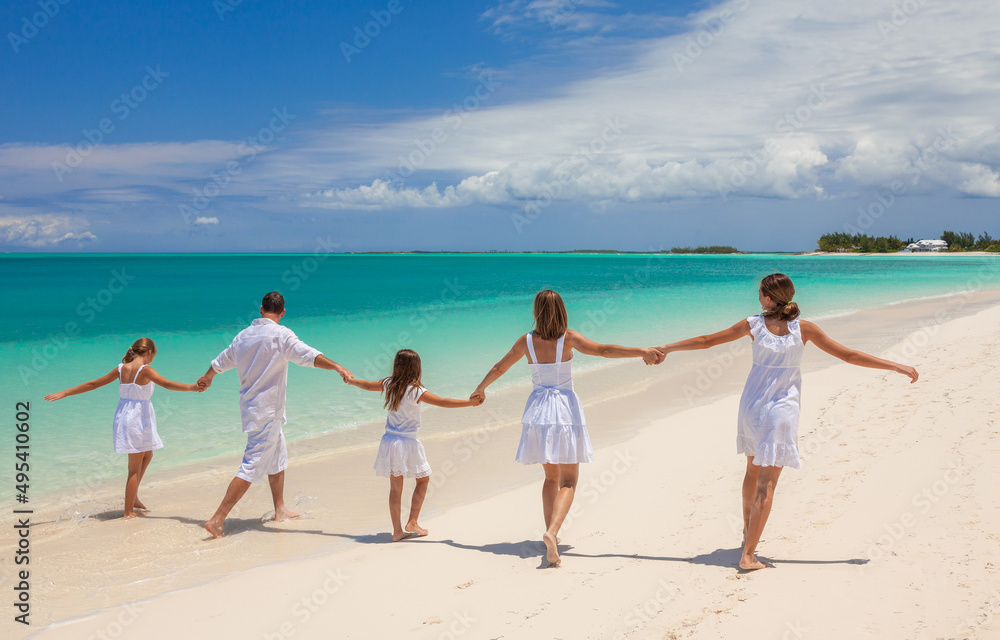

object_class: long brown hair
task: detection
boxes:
[122,338,156,364]
[759,273,800,321]
[533,290,568,340]
[383,349,422,412]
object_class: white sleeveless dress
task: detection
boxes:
[516,332,593,465]
[737,315,804,469]
[373,381,432,478]
[112,363,163,454]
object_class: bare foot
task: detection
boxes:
[273,508,300,522]
[204,519,224,539]
[122,512,139,520]
[739,554,767,571]
[404,523,428,537]
[392,531,413,542]
[133,498,148,510]
[542,532,561,567]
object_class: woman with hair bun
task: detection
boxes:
[45,338,204,519]
[655,273,918,571]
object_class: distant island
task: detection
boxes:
[667,246,741,254]
[817,230,999,253]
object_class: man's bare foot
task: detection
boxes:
[204,519,224,539]
[542,532,561,567]
[739,554,767,571]
[392,530,413,542]
[273,508,300,522]
[404,523,428,537]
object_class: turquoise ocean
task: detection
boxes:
[3,253,998,496]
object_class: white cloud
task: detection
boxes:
[0,214,97,247]
[301,0,1000,209]
[1,0,999,219]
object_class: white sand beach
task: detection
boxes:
[12,290,1000,640]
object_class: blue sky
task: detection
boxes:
[1,0,998,252]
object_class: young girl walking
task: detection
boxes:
[348,349,482,541]
[471,290,662,567]
[45,338,203,519]
[654,273,918,570]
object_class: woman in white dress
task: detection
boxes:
[655,273,918,570]
[472,290,662,567]
[45,338,204,519]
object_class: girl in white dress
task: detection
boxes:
[348,349,482,541]
[45,338,203,519]
[655,274,918,570]
[472,290,662,567]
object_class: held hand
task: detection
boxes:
[897,364,919,383]
[191,383,205,393]
[469,394,484,407]
[470,390,486,404]
[640,348,662,366]
[196,375,212,390]
[339,368,354,383]
[44,392,65,402]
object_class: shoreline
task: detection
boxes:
[22,276,1000,639]
[12,286,1000,634]
[21,282,1000,505]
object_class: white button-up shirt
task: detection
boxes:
[211,318,321,433]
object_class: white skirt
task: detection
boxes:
[515,423,594,465]
[112,399,163,454]
[374,432,432,478]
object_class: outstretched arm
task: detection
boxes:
[421,391,483,408]
[801,321,918,382]
[472,336,528,402]
[346,377,384,392]
[314,354,353,382]
[144,367,204,392]
[656,319,751,356]
[566,330,663,364]
[45,369,119,401]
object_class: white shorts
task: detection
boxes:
[237,421,288,482]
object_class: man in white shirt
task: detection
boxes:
[197,291,352,538]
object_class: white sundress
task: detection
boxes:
[112,363,163,454]
[373,381,432,479]
[515,332,593,465]
[737,315,804,469]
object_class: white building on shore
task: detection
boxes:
[904,239,949,252]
